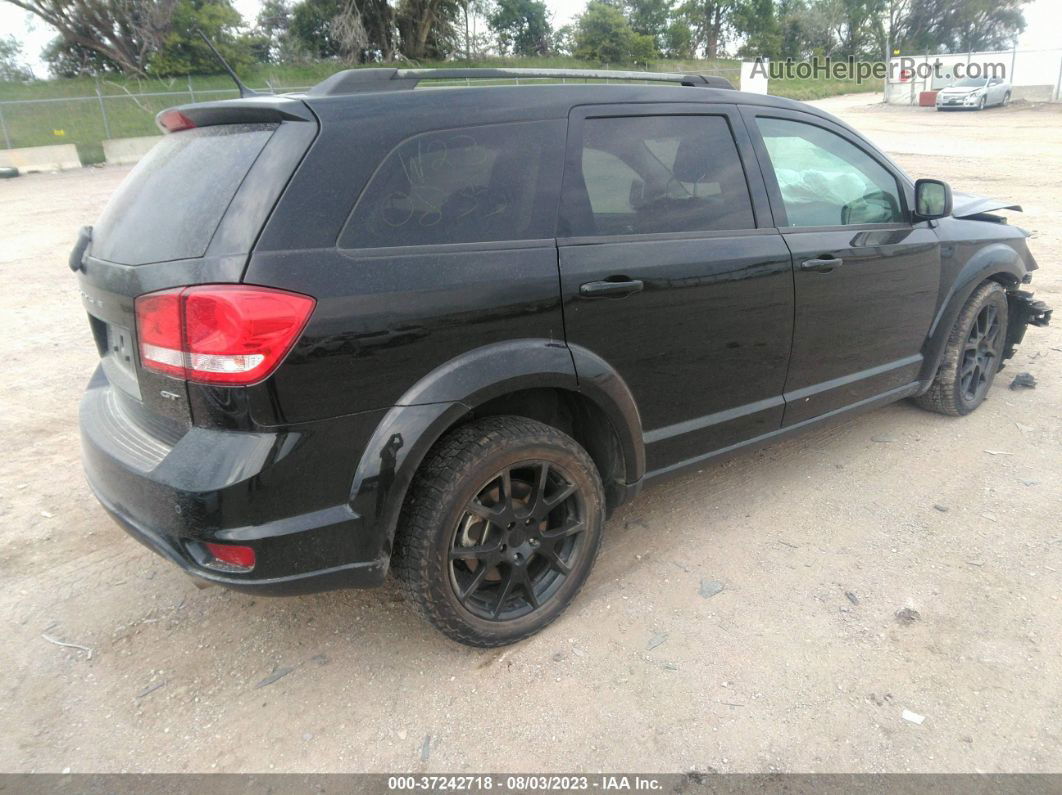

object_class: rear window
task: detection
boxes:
[92,124,275,265]
[340,121,563,249]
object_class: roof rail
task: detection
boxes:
[307,67,735,97]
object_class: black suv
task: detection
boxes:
[75,68,1052,646]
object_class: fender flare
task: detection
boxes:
[919,243,1024,385]
[347,339,644,560]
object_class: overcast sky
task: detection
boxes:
[2,0,1059,76]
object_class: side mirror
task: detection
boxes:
[914,178,952,220]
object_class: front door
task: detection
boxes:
[743,109,941,425]
[557,104,794,474]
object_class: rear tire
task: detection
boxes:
[392,416,605,647]
[1002,91,1011,107]
[914,281,1008,417]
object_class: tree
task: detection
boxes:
[0,35,35,80]
[488,0,552,56]
[673,0,737,59]
[254,0,296,62]
[731,0,779,56]
[573,1,655,64]
[662,18,692,57]
[290,0,345,57]
[147,0,255,76]
[624,0,672,50]
[894,0,1028,54]
[2,0,178,75]
[395,0,462,60]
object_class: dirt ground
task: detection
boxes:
[1,92,1060,774]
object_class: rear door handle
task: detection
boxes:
[800,257,843,273]
[579,278,645,299]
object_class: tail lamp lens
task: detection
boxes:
[135,285,315,385]
[203,542,256,571]
[157,109,196,133]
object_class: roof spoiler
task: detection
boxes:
[155,96,315,132]
[307,68,735,97]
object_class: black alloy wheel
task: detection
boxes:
[393,416,605,647]
[449,461,586,621]
[959,302,1003,404]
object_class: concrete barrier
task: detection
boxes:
[0,144,81,173]
[102,135,162,166]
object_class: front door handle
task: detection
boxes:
[800,257,843,273]
[579,278,645,299]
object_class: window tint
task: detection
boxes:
[755,117,903,227]
[342,121,560,248]
[562,115,756,237]
[93,124,275,266]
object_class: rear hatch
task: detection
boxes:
[75,97,317,434]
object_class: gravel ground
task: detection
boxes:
[1,92,1060,774]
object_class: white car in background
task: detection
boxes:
[936,76,1012,110]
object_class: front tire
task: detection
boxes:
[914,281,1008,416]
[393,416,605,647]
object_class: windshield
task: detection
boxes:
[954,77,988,88]
[92,123,276,265]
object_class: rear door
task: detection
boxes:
[557,103,794,474]
[742,108,940,425]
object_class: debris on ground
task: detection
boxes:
[699,580,725,599]
[1009,372,1037,390]
[902,709,926,725]
[255,666,294,689]
[984,450,1014,456]
[895,608,921,625]
[41,633,92,659]
[934,504,949,513]
[872,436,897,443]
[135,681,166,699]
[845,591,860,605]
[420,735,431,762]
[647,632,668,651]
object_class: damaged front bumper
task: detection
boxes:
[1004,290,1053,360]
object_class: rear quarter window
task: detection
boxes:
[339,121,564,249]
[92,124,275,265]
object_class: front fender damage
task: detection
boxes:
[1004,290,1053,361]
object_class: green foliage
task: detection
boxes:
[624,0,672,50]
[895,0,1029,54]
[488,0,553,56]
[289,0,345,58]
[254,0,298,63]
[0,35,35,81]
[574,1,656,64]
[147,0,255,76]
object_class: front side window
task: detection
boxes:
[341,121,561,248]
[561,115,756,237]
[756,117,904,227]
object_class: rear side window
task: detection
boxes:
[341,121,562,249]
[561,115,756,237]
[92,124,275,265]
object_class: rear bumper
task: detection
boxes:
[80,367,390,594]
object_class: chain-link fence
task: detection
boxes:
[0,82,312,164]
[0,65,741,166]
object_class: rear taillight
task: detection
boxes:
[135,285,315,385]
